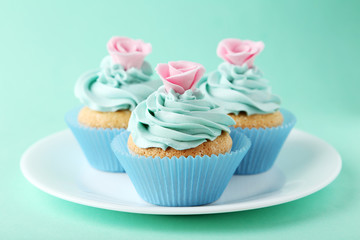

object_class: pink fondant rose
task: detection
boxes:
[156,61,205,94]
[107,36,152,70]
[217,38,264,67]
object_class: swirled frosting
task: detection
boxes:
[128,86,235,150]
[198,62,281,115]
[75,56,161,112]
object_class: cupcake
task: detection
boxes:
[198,38,296,174]
[111,61,251,206]
[65,37,161,172]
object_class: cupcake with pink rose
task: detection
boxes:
[65,36,161,172]
[198,38,296,174]
[111,60,251,206]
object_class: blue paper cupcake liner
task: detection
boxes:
[65,106,126,172]
[111,131,251,207]
[233,109,296,175]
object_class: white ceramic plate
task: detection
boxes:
[20,129,341,215]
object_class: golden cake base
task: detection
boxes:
[78,106,131,129]
[229,111,283,129]
[128,131,232,158]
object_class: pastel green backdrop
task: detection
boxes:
[1,0,359,239]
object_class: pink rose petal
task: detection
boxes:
[107,36,152,70]
[156,61,205,94]
[217,38,264,67]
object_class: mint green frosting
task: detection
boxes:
[198,62,281,115]
[75,56,161,112]
[128,86,235,150]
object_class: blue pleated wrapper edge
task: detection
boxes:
[111,130,251,207]
[233,109,296,175]
[65,106,126,172]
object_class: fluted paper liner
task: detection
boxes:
[65,106,125,172]
[111,131,251,207]
[233,109,296,175]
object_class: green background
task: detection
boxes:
[1,0,359,239]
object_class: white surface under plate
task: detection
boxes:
[20,129,341,215]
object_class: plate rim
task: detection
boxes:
[20,129,342,215]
